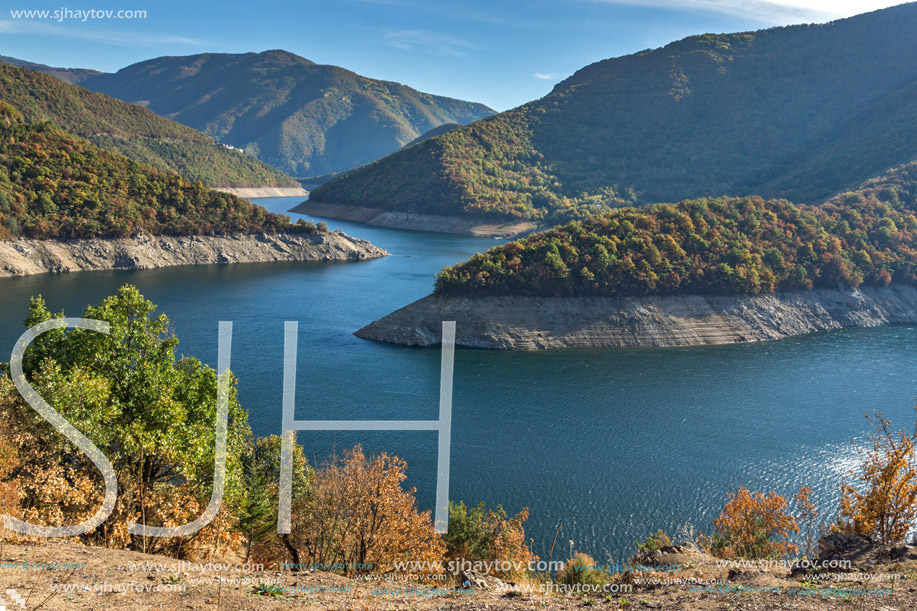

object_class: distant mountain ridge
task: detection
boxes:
[0,62,299,188]
[82,50,495,176]
[310,3,917,224]
[0,55,101,84]
[407,123,463,146]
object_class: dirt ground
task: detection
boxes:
[0,539,915,610]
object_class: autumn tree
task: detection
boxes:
[5,285,252,555]
[287,445,445,575]
[445,500,534,579]
[705,486,812,559]
[836,412,917,544]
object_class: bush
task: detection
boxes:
[285,445,445,575]
[444,501,534,579]
[836,412,917,544]
[444,501,493,561]
[556,552,608,587]
[704,486,808,559]
[239,434,313,565]
[635,529,672,554]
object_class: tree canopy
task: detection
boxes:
[0,104,312,240]
[6,285,250,552]
[436,184,917,298]
[0,62,299,188]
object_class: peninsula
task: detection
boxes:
[357,169,917,349]
[0,101,385,275]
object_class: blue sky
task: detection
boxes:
[0,0,910,110]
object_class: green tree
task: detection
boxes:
[444,501,495,560]
[239,434,313,563]
[16,284,252,550]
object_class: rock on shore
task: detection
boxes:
[0,232,387,277]
[215,186,309,198]
[355,286,917,349]
[290,200,537,238]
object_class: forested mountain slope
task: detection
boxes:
[435,161,917,298]
[313,4,917,223]
[83,50,495,177]
[0,101,306,240]
[0,63,298,188]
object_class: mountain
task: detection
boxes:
[435,160,917,299]
[822,158,917,211]
[407,122,462,146]
[0,100,305,240]
[82,50,496,177]
[310,4,917,225]
[0,63,299,189]
[434,193,917,298]
[0,55,101,84]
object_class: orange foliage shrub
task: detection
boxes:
[489,507,534,579]
[704,486,808,559]
[287,445,445,575]
[0,377,98,539]
[0,425,22,536]
[0,377,241,556]
[837,412,917,544]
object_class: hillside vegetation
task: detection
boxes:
[313,4,917,222]
[435,162,917,298]
[0,63,298,188]
[407,122,463,146]
[82,50,495,177]
[0,55,101,84]
[0,102,306,240]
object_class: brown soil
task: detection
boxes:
[1,540,915,610]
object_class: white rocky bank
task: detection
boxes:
[0,231,387,277]
[355,286,917,349]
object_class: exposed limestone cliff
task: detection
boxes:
[215,186,308,198]
[290,201,537,238]
[0,232,386,277]
[355,286,917,349]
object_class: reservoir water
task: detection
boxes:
[1,196,915,560]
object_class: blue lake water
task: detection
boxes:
[0,196,915,561]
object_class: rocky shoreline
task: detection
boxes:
[355,285,917,349]
[291,200,537,238]
[215,186,309,198]
[0,232,387,277]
